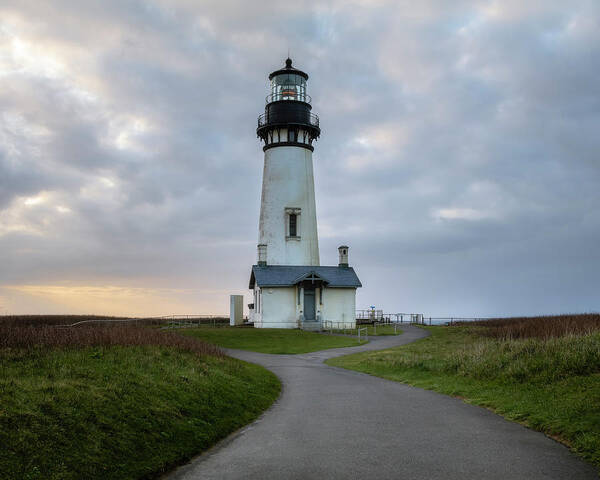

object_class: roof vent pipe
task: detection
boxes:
[338,245,349,267]
[257,244,267,266]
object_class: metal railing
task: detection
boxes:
[356,309,383,321]
[371,322,403,335]
[258,111,319,128]
[55,315,228,328]
[160,315,229,329]
[56,317,158,328]
[323,320,355,334]
[356,311,493,326]
[357,327,368,343]
[422,317,490,326]
[323,320,403,338]
[266,89,311,104]
[356,312,424,325]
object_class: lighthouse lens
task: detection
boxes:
[270,74,307,102]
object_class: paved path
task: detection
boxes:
[167,325,597,479]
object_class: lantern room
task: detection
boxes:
[268,58,309,103]
[257,58,320,151]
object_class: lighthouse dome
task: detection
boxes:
[257,58,320,149]
[268,57,309,81]
[268,58,309,103]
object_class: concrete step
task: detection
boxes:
[301,322,322,332]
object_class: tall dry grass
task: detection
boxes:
[447,333,600,382]
[0,315,229,328]
[0,315,137,326]
[0,324,223,357]
[463,313,600,340]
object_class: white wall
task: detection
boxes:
[251,287,261,325]
[258,146,320,266]
[254,286,298,328]
[320,288,356,328]
[252,285,357,329]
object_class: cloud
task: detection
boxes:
[0,0,598,316]
[433,208,495,221]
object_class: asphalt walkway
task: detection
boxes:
[166,325,597,479]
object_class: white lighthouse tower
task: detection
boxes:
[249,59,361,329]
[256,58,321,266]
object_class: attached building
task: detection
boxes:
[249,252,362,329]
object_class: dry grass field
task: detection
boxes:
[463,313,600,339]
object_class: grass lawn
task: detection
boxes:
[0,346,280,480]
[181,327,363,354]
[326,325,600,470]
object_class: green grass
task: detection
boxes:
[0,346,280,480]
[181,327,363,354]
[326,326,600,469]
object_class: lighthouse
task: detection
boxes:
[256,58,320,266]
[248,59,361,329]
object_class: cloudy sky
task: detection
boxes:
[0,0,598,317]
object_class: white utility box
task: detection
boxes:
[229,295,244,326]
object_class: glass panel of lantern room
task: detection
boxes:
[271,74,306,102]
[281,75,297,101]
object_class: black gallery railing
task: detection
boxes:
[258,111,320,128]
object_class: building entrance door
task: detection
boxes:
[304,288,316,321]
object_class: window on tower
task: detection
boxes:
[289,214,297,237]
[285,207,301,240]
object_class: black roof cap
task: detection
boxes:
[269,58,309,81]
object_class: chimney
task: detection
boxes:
[257,244,267,266]
[338,245,349,267]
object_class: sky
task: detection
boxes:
[0,0,599,317]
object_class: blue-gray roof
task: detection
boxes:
[249,265,362,289]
